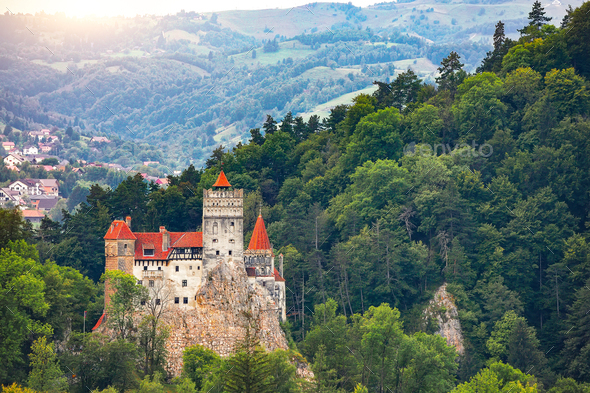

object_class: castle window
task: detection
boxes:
[158,266,161,271]
[216,250,220,255]
[182,280,187,287]
[124,244,127,249]
[213,222,218,235]
[156,299,160,305]
[144,249,154,257]
[189,265,192,270]
[229,250,232,256]
[197,266,200,270]
[230,221,234,226]
[138,280,143,285]
[144,266,148,270]
[174,297,179,304]
[213,239,218,243]
[183,297,188,304]
[175,266,179,272]
[229,239,235,243]
[149,280,154,287]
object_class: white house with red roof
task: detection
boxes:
[100,170,287,328]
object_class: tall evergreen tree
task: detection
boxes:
[225,314,273,393]
[527,0,552,29]
[436,51,465,97]
[262,115,277,135]
[391,69,422,110]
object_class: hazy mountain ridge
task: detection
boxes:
[0,0,579,167]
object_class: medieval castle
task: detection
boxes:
[102,170,287,322]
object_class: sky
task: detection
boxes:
[3,0,379,18]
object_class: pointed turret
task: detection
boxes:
[248,214,271,250]
[212,170,231,188]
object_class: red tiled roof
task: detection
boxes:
[248,215,271,250]
[22,210,45,218]
[134,231,203,259]
[172,232,203,248]
[212,170,231,188]
[92,312,106,331]
[274,268,285,282]
[104,221,137,240]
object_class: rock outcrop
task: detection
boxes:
[164,260,289,376]
[424,283,464,355]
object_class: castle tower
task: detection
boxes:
[202,170,244,277]
[245,214,274,276]
[244,213,287,321]
[103,216,136,307]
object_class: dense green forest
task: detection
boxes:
[2,0,590,392]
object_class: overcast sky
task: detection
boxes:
[4,0,380,17]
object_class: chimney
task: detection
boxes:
[160,226,169,250]
[125,216,131,229]
[279,253,284,277]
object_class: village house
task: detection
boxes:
[3,153,27,166]
[30,195,60,211]
[9,179,43,196]
[22,209,45,223]
[38,143,55,154]
[23,144,39,155]
[91,136,111,143]
[28,129,51,140]
[39,179,59,196]
[1,141,15,151]
[0,188,21,207]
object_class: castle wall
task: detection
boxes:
[132,259,203,308]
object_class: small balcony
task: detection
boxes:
[142,270,164,278]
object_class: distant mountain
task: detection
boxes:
[0,0,579,167]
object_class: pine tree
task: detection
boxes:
[391,69,422,110]
[262,115,277,135]
[493,20,505,52]
[528,0,552,28]
[435,51,465,97]
[560,4,574,28]
[560,278,590,382]
[225,314,273,393]
[249,128,265,145]
[507,318,547,374]
[279,111,294,135]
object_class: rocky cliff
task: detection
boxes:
[424,283,464,355]
[164,260,289,376]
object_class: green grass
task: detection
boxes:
[107,50,146,58]
[230,40,316,66]
[164,29,202,44]
[214,124,241,144]
[299,85,379,121]
[31,59,99,72]
[299,65,362,81]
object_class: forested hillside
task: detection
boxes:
[0,0,580,167]
[1,0,590,392]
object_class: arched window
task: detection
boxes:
[213,222,218,235]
